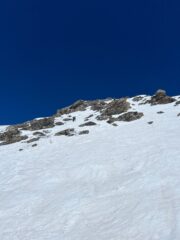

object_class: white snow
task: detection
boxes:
[0,98,180,240]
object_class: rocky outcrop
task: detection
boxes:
[101,98,130,116]
[146,90,175,105]
[107,111,144,123]
[0,127,28,145]
[55,128,75,136]
[25,117,55,131]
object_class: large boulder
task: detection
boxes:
[148,90,175,105]
[26,117,54,131]
[79,121,97,127]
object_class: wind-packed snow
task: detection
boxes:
[0,98,180,240]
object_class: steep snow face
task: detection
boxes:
[0,96,180,240]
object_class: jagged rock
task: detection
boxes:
[96,115,109,121]
[90,100,107,111]
[132,96,144,102]
[85,114,94,121]
[117,112,144,122]
[27,137,40,143]
[56,100,88,116]
[147,90,175,105]
[33,132,46,137]
[79,121,97,127]
[55,128,75,136]
[27,118,54,130]
[79,130,89,135]
[0,127,28,145]
[175,101,180,106]
[101,98,130,116]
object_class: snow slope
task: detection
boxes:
[0,96,180,240]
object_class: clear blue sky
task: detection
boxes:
[1,0,180,124]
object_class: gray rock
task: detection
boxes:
[55,122,64,126]
[79,130,89,135]
[146,90,175,105]
[79,121,97,127]
[101,98,130,116]
[33,132,46,137]
[175,100,180,106]
[32,144,37,147]
[132,96,144,102]
[117,112,144,122]
[55,128,75,136]
[157,111,164,114]
[27,137,40,143]
[0,127,28,145]
[148,121,154,124]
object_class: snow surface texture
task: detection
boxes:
[0,96,180,240]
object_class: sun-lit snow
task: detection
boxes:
[0,97,180,240]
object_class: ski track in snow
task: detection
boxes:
[0,98,180,239]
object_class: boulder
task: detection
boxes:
[79,121,97,127]
[117,112,144,122]
[79,130,89,135]
[147,90,175,105]
[101,98,130,116]
[55,128,75,136]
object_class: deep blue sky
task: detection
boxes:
[1,0,180,124]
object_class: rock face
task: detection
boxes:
[0,127,28,145]
[147,90,175,105]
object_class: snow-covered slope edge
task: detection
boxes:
[0,90,180,240]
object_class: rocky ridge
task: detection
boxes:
[0,90,179,146]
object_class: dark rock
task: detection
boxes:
[79,121,97,127]
[19,149,23,151]
[0,127,28,145]
[55,121,64,126]
[157,111,164,114]
[55,128,75,136]
[32,144,37,147]
[132,96,144,102]
[96,115,109,121]
[101,98,130,116]
[63,118,72,121]
[28,117,54,130]
[112,123,118,127]
[27,137,40,143]
[90,100,107,111]
[117,112,144,122]
[79,130,89,135]
[148,121,154,124]
[33,131,46,137]
[56,100,88,116]
[177,113,180,117]
[175,101,180,106]
[146,90,175,105]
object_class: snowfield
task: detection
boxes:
[0,96,180,240]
